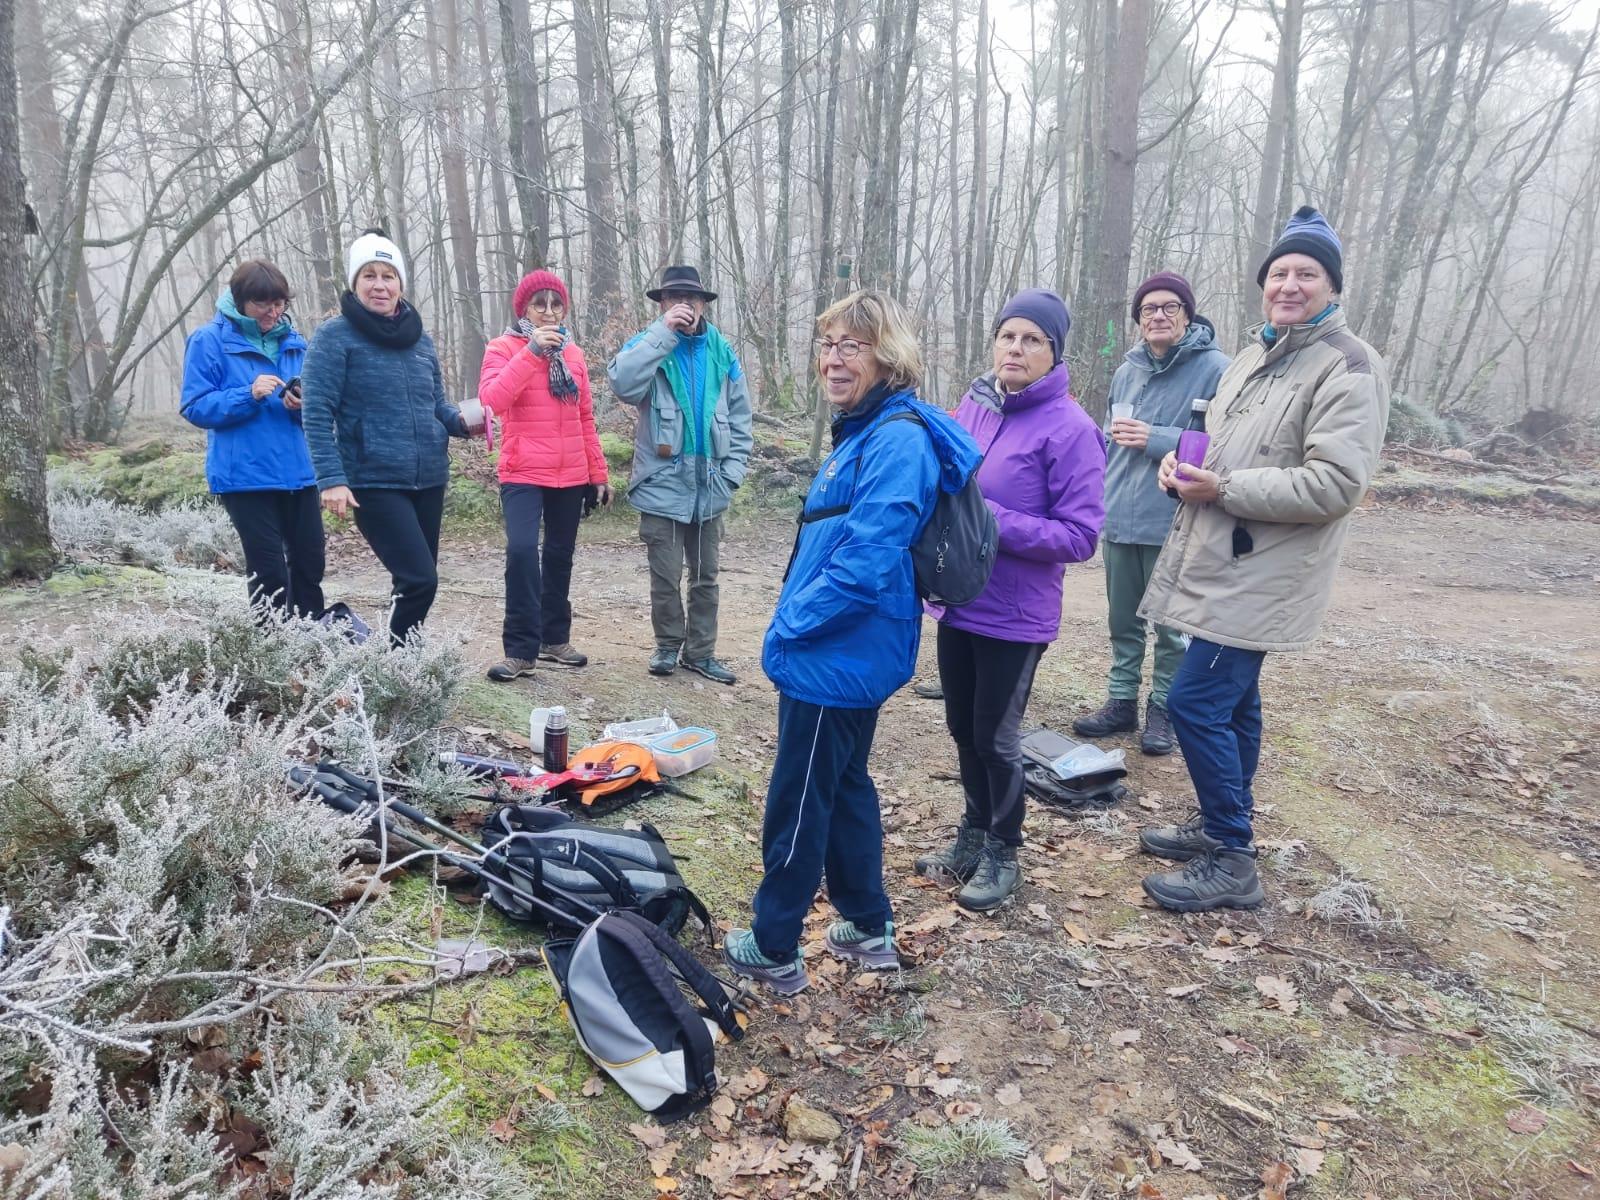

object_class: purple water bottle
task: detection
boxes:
[1167,398,1211,499]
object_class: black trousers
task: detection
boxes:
[351,485,446,646]
[501,483,586,659]
[937,624,1046,847]
[219,487,326,620]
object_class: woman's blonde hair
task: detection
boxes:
[817,290,923,390]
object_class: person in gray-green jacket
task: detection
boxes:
[1074,272,1229,755]
[607,265,753,684]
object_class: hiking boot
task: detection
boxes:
[1141,699,1176,756]
[1142,840,1265,912]
[957,837,1022,913]
[1072,697,1138,738]
[825,919,899,970]
[722,929,809,995]
[538,642,588,668]
[486,656,537,682]
[682,656,737,685]
[1139,808,1208,861]
[912,681,944,700]
[914,824,986,886]
[647,646,679,676]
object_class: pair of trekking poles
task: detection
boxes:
[288,762,599,929]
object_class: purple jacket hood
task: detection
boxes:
[929,362,1106,643]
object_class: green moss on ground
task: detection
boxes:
[55,444,210,510]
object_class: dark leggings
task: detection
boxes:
[219,487,326,620]
[937,624,1046,846]
[351,485,446,645]
[501,483,586,658]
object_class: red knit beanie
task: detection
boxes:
[512,269,570,318]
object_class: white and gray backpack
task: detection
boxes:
[542,910,746,1121]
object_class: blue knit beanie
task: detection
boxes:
[1258,206,1343,293]
[994,288,1071,365]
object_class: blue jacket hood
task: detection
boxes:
[839,388,981,494]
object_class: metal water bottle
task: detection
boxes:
[542,706,569,775]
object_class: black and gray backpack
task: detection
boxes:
[479,805,711,936]
[1020,727,1128,811]
[542,910,746,1121]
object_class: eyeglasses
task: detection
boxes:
[1138,301,1184,319]
[527,296,564,313]
[994,330,1049,353]
[813,337,874,361]
[247,298,288,311]
[662,291,703,305]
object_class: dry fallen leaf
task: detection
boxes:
[1255,975,1301,1015]
[486,1114,517,1143]
[648,1141,680,1177]
[1155,1138,1202,1171]
[651,1176,678,1194]
[534,1083,559,1103]
[1505,1104,1549,1134]
[929,1077,962,1099]
[1111,1028,1142,1048]
[1260,1160,1294,1200]
[1063,921,1091,944]
[995,1083,1022,1106]
[628,1122,668,1150]
[1023,1152,1047,1182]
[932,1044,963,1066]
[1043,1143,1072,1164]
[1293,1147,1326,1177]
[581,1076,605,1097]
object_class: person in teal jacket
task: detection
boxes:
[607,265,752,684]
[722,290,982,997]
[180,258,323,620]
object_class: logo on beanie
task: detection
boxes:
[374,250,393,261]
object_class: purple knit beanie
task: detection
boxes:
[1131,271,1196,322]
[993,288,1071,365]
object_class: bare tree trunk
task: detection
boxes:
[692,0,716,266]
[807,0,850,459]
[948,5,966,371]
[773,0,799,386]
[646,0,684,264]
[1325,0,1375,227]
[472,0,517,282]
[425,0,486,391]
[0,0,51,577]
[1244,0,1302,335]
[274,0,339,310]
[574,0,622,329]
[1078,0,1152,413]
[496,0,550,266]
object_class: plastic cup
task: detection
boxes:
[1110,403,1134,422]
[459,396,486,433]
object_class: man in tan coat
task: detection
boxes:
[1135,206,1390,911]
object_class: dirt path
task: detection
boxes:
[9,492,1597,1198]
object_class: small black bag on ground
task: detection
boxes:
[542,910,746,1121]
[1020,727,1128,811]
[479,805,711,936]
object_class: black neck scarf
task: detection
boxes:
[341,291,424,349]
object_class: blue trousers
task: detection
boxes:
[1166,638,1267,849]
[751,694,891,960]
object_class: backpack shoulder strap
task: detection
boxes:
[798,407,926,526]
[613,911,745,1041]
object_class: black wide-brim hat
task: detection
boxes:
[645,264,718,303]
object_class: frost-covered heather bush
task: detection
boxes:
[48,470,242,571]
[0,585,532,1197]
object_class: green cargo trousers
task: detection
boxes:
[640,512,723,661]
[1104,539,1185,708]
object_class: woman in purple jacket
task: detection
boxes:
[916,289,1107,912]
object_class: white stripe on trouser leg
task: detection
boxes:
[781,709,826,870]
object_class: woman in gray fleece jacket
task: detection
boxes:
[301,231,469,645]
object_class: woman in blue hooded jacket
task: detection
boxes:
[722,290,982,996]
[181,259,323,619]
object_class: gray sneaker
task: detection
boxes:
[957,837,1022,913]
[1139,808,1208,861]
[538,642,589,668]
[914,824,986,885]
[486,656,537,682]
[825,919,899,970]
[647,646,679,676]
[722,929,809,995]
[1142,841,1265,912]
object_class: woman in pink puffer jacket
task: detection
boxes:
[478,269,612,680]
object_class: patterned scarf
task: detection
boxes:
[513,317,579,403]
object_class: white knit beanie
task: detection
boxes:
[346,230,406,291]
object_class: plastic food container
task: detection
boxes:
[529,706,556,754]
[602,710,678,742]
[646,726,717,777]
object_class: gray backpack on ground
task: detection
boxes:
[541,911,746,1121]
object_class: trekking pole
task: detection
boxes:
[289,766,601,927]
